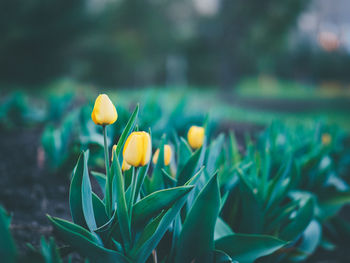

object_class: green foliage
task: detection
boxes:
[21,91,344,263]
[0,206,17,263]
[48,106,198,262]
[0,92,45,129]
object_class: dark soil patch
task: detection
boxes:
[0,127,74,259]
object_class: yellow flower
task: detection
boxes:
[187,125,205,149]
[322,133,332,146]
[153,144,172,165]
[112,144,131,171]
[122,159,131,171]
[91,94,118,126]
[123,131,152,167]
[111,144,117,161]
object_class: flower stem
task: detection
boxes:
[129,167,138,220]
[103,125,111,216]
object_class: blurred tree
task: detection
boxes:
[187,0,310,87]
[2,0,348,87]
[78,0,176,86]
[0,0,93,85]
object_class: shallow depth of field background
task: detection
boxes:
[1,0,350,129]
[1,0,350,261]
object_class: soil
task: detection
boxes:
[0,127,77,261]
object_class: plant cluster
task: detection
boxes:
[43,94,350,263]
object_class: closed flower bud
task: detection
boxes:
[112,145,131,171]
[153,144,172,165]
[123,131,152,167]
[122,159,131,171]
[322,133,332,146]
[187,125,205,149]
[111,145,117,161]
[91,94,118,126]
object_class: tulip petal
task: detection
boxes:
[91,94,118,125]
[141,132,152,166]
[124,133,143,166]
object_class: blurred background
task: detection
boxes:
[1,0,350,87]
[1,1,350,259]
[1,0,350,131]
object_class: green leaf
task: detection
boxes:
[0,206,11,228]
[265,158,293,210]
[91,171,106,194]
[184,166,205,186]
[132,186,194,228]
[69,152,86,228]
[130,195,189,263]
[280,196,314,241]
[177,137,193,172]
[134,163,150,202]
[206,133,225,175]
[0,206,17,263]
[291,220,321,261]
[92,193,109,228]
[111,151,131,250]
[215,234,287,263]
[214,250,235,263]
[236,164,264,234]
[319,190,350,206]
[131,211,166,254]
[81,151,97,231]
[175,174,220,263]
[48,216,101,245]
[114,105,139,158]
[228,131,241,165]
[48,216,129,263]
[176,147,203,186]
[148,136,165,192]
[70,151,97,231]
[215,218,234,240]
[40,237,62,263]
[162,169,177,187]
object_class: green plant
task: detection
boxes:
[47,97,291,263]
[218,121,350,262]
[47,105,196,262]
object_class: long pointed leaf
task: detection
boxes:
[215,234,287,263]
[111,148,131,250]
[175,173,220,263]
[48,216,129,263]
[132,186,194,229]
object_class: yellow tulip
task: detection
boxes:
[111,144,118,161]
[91,94,118,126]
[123,131,152,167]
[153,144,172,165]
[187,125,205,149]
[111,145,131,171]
[122,159,131,171]
[322,133,332,146]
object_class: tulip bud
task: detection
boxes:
[91,94,118,126]
[187,125,205,149]
[122,159,131,171]
[322,133,332,146]
[153,144,172,165]
[111,145,117,161]
[112,145,131,171]
[123,131,152,167]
